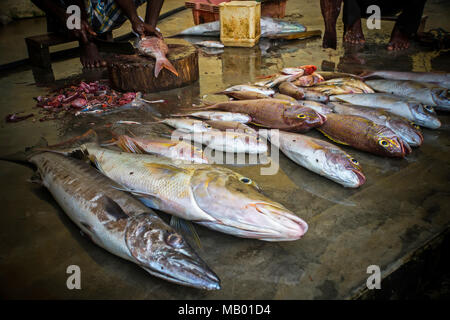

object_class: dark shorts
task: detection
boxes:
[52,0,147,34]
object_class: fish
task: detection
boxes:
[316,71,362,80]
[360,70,450,88]
[220,85,275,97]
[114,135,209,164]
[260,130,365,188]
[195,99,326,132]
[273,93,297,103]
[317,113,411,158]
[158,118,213,132]
[173,111,251,123]
[175,17,306,38]
[136,36,179,77]
[3,149,220,290]
[116,120,142,125]
[292,73,325,87]
[194,41,224,48]
[331,93,441,129]
[295,101,334,115]
[221,91,270,100]
[52,132,308,241]
[319,78,375,93]
[365,80,450,110]
[329,102,423,147]
[279,82,329,102]
[205,120,258,136]
[255,70,305,88]
[306,84,364,96]
[172,130,267,154]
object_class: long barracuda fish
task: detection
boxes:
[53,131,308,241]
[175,17,306,37]
[1,150,220,290]
[329,102,423,147]
[331,93,441,129]
[365,80,450,110]
[360,70,450,88]
[260,130,365,188]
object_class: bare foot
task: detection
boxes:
[80,41,107,68]
[387,24,410,51]
[344,19,365,44]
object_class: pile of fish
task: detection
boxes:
[33,81,142,119]
[5,65,448,291]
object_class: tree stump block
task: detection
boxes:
[108,39,199,93]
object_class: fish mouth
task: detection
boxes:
[410,130,424,147]
[351,169,366,187]
[401,139,412,156]
[252,202,309,241]
[142,256,221,290]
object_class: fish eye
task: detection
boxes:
[166,233,183,248]
[240,177,252,184]
[424,105,434,112]
[297,114,306,119]
[379,139,389,147]
[350,158,359,165]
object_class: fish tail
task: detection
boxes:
[155,58,179,78]
[0,137,49,165]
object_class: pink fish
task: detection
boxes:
[137,37,179,78]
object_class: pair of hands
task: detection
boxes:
[71,18,162,43]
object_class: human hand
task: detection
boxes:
[131,18,163,39]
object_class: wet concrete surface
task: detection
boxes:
[0,0,450,299]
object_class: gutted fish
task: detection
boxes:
[136,36,178,77]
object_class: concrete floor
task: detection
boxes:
[0,0,449,299]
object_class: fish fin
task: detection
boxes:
[102,196,129,220]
[249,122,269,128]
[116,135,144,154]
[155,58,179,78]
[110,185,160,203]
[317,129,350,145]
[143,162,187,176]
[89,154,108,176]
[170,216,203,250]
[27,171,43,185]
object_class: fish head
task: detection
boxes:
[372,125,411,157]
[284,106,327,131]
[409,103,441,129]
[324,149,366,187]
[125,213,220,290]
[431,88,450,107]
[190,168,308,241]
[388,119,424,147]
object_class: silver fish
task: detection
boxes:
[221,85,275,97]
[20,151,220,290]
[173,130,267,154]
[71,142,308,241]
[205,120,258,136]
[195,41,224,48]
[176,17,306,38]
[331,93,441,129]
[159,118,213,132]
[261,130,366,188]
[173,111,251,123]
[361,70,450,88]
[329,102,424,147]
[366,80,450,110]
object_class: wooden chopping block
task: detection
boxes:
[107,39,199,93]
